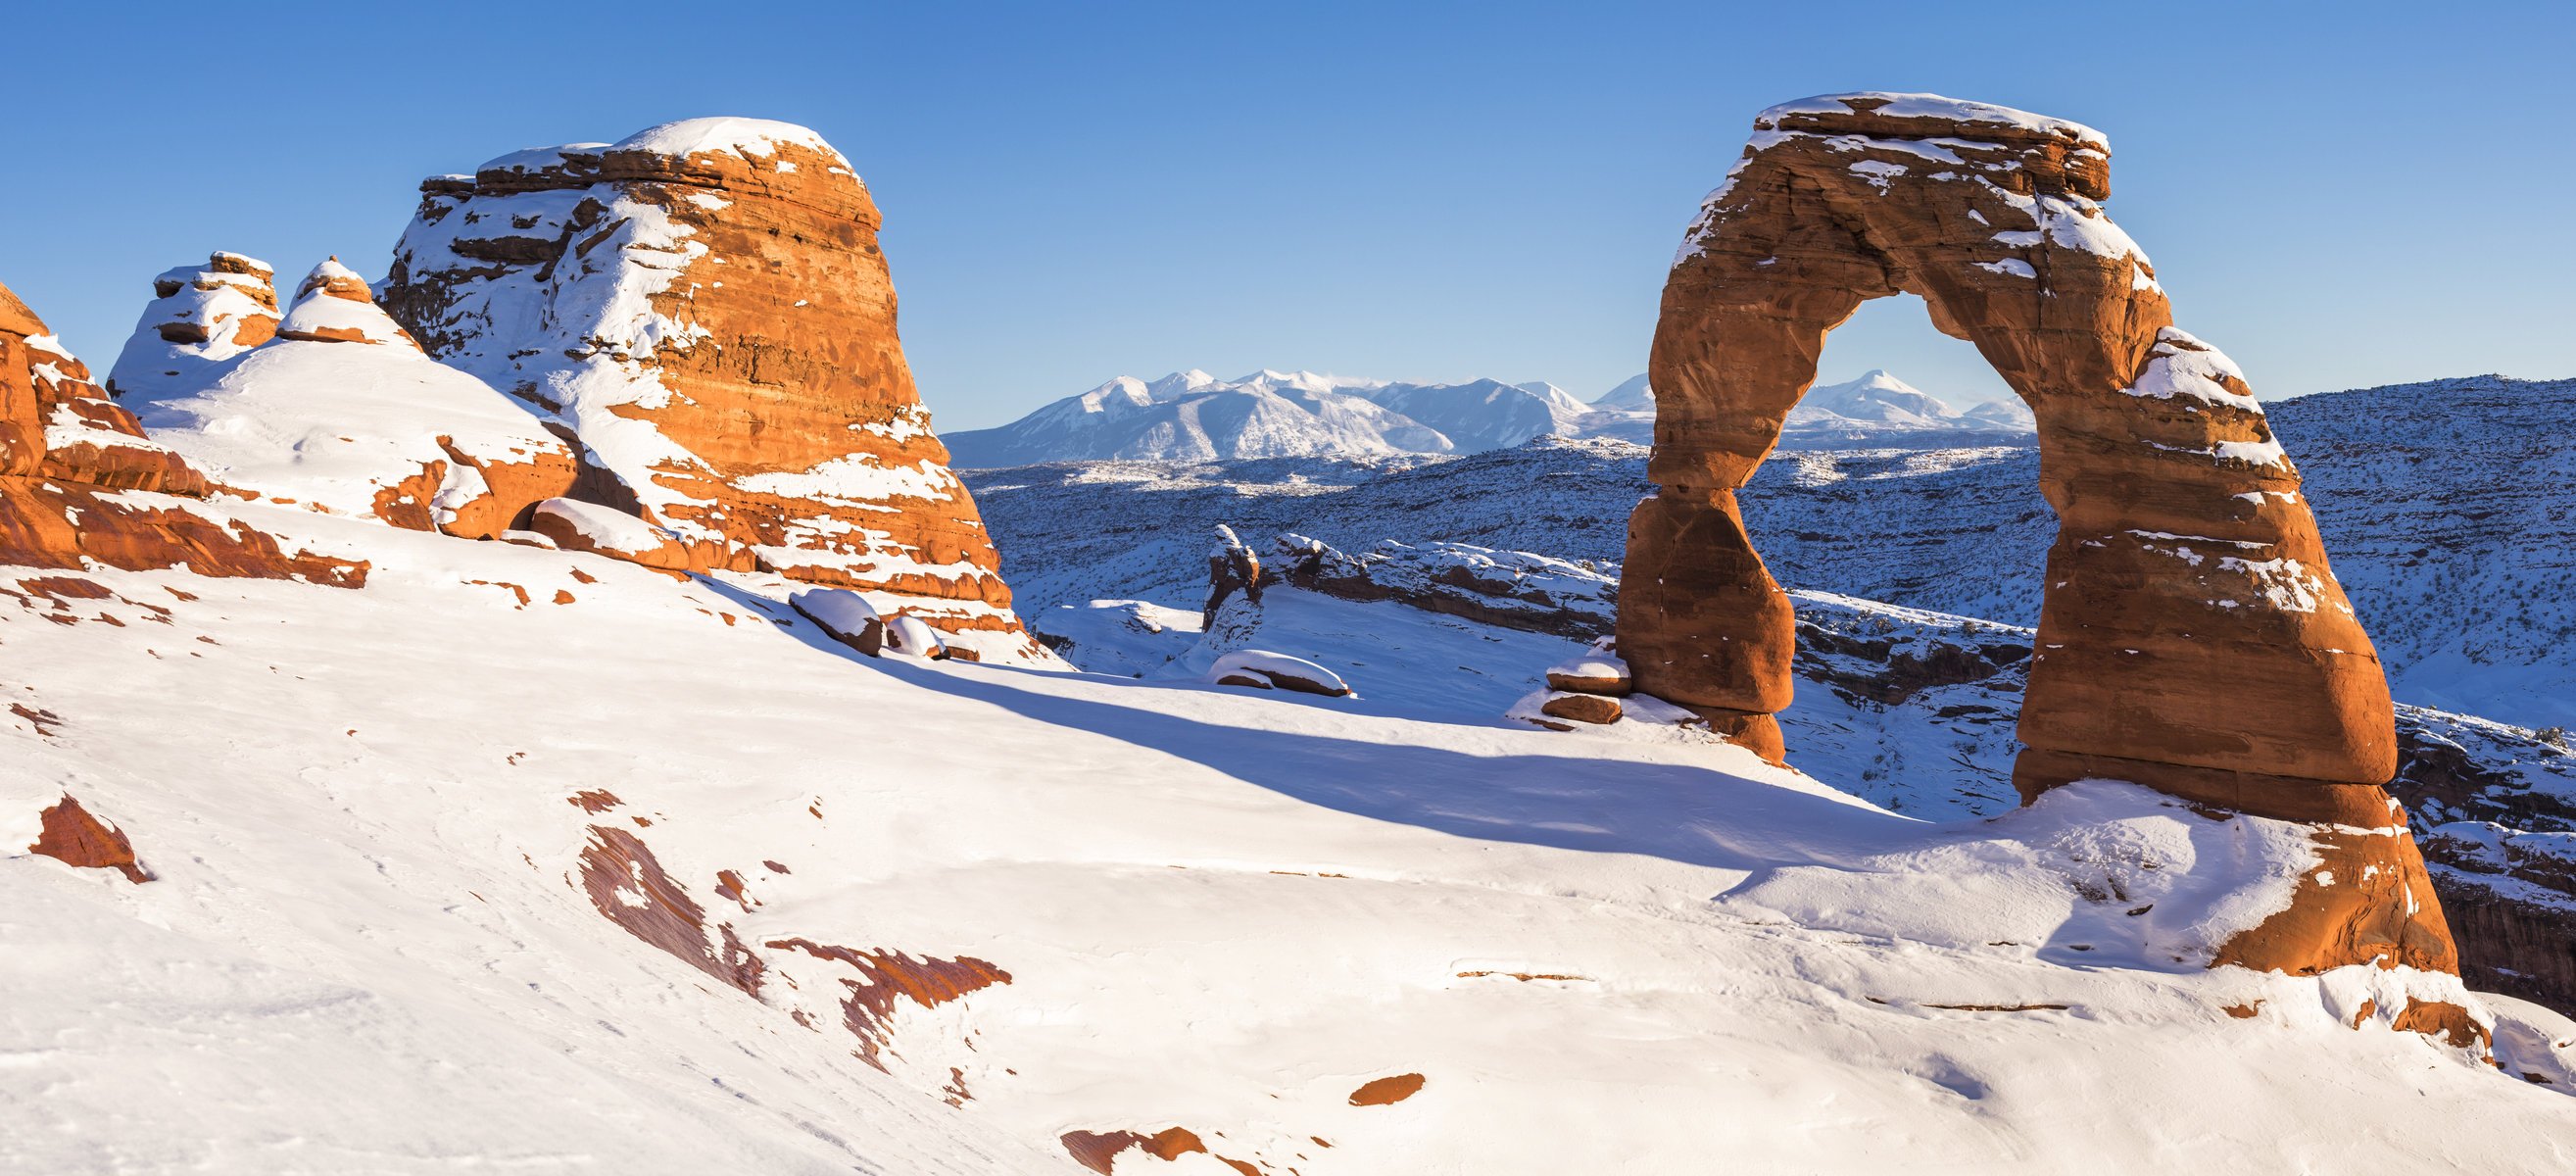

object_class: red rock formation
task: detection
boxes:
[1060,1128,1265,1176]
[1347,1072,1426,1105]
[104,252,280,399]
[575,824,765,996]
[1,278,365,585]
[1606,93,2456,1003]
[382,120,1045,662]
[26,794,150,883]
[762,937,1009,1071]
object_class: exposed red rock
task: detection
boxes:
[575,825,764,996]
[382,121,1045,661]
[1537,691,1623,725]
[1617,93,2455,1007]
[1347,1072,1426,1105]
[1060,1127,1264,1176]
[27,794,150,883]
[0,278,366,586]
[762,937,1010,1071]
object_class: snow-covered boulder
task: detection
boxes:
[529,498,698,572]
[1205,649,1352,697]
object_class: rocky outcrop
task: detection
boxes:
[104,252,280,399]
[1596,93,2457,1013]
[122,260,586,540]
[1,277,363,585]
[27,794,150,883]
[1205,524,1262,625]
[380,119,1044,662]
[274,258,419,346]
[1275,532,1617,637]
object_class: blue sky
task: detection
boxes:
[7,1,2569,428]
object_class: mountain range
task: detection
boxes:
[944,368,2034,466]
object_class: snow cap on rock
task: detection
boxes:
[104,252,281,398]
[276,259,418,348]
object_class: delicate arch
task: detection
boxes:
[1596,93,2470,989]
[1621,93,2400,825]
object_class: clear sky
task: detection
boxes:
[8,1,2570,428]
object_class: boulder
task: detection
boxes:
[1538,691,1623,725]
[104,252,280,399]
[381,120,1047,663]
[1546,649,1630,696]
[1624,92,2454,1013]
[791,587,886,656]
[1205,650,1352,698]
[26,794,150,884]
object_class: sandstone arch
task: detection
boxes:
[1621,93,2459,986]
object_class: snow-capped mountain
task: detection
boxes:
[945,369,1584,466]
[1575,369,2035,448]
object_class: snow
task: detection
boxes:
[1757,92,2109,151]
[123,324,570,522]
[608,117,853,172]
[275,264,413,346]
[476,142,608,173]
[12,512,2548,1171]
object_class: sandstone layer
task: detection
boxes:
[380,119,1041,661]
[1580,93,2457,999]
[1,277,361,585]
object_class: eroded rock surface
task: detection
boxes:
[381,119,1043,662]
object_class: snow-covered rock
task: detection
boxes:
[103,252,281,400]
[381,118,1048,663]
[125,262,585,538]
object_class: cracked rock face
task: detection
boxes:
[381,119,1043,662]
[1621,92,2454,992]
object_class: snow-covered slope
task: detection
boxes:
[1576,370,2035,449]
[9,502,2573,1174]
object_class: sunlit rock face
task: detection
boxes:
[382,119,1045,662]
[1602,91,2459,1016]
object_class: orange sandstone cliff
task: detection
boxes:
[380,119,1042,661]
